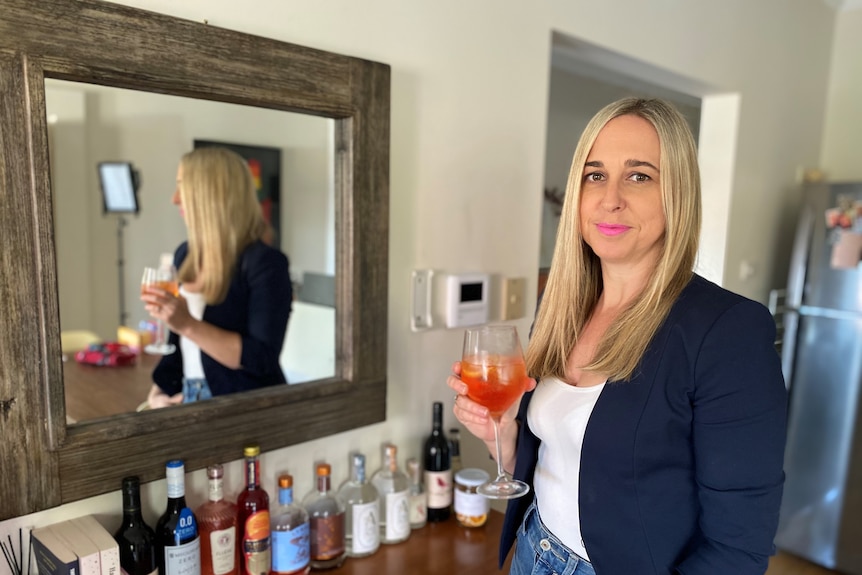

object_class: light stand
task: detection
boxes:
[116,214,129,327]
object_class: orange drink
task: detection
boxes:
[460,354,527,419]
[141,280,179,297]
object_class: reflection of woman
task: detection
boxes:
[450,98,787,574]
[142,147,292,407]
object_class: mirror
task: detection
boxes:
[0,0,389,521]
[46,79,338,423]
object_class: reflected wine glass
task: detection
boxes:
[461,325,530,499]
[141,265,178,355]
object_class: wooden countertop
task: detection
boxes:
[328,510,512,574]
[63,352,158,423]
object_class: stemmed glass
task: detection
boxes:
[461,325,530,499]
[141,266,178,355]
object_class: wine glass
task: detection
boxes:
[461,325,530,499]
[141,265,178,355]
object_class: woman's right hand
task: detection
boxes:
[147,384,184,409]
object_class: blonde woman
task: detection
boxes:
[142,147,292,406]
[450,98,786,574]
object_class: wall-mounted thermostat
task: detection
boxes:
[446,273,489,328]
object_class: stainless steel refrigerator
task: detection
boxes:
[773,181,862,574]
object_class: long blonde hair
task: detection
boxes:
[526,98,701,382]
[177,147,266,304]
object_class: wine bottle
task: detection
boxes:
[423,402,452,522]
[370,443,410,544]
[155,460,201,575]
[237,446,271,575]
[336,453,380,558]
[196,465,238,575]
[271,474,310,575]
[301,463,346,570]
[115,476,157,575]
[405,458,427,530]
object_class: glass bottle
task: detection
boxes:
[301,462,346,569]
[370,444,410,544]
[196,465,238,575]
[114,476,157,575]
[236,446,271,575]
[423,402,451,522]
[405,458,427,530]
[448,427,463,475]
[271,474,310,575]
[336,453,380,558]
[155,460,200,575]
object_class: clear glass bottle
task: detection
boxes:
[405,458,427,530]
[114,476,157,575]
[336,453,380,558]
[236,446,271,575]
[271,474,310,575]
[301,463,346,569]
[155,460,200,575]
[370,444,410,544]
[196,464,238,575]
[423,402,451,522]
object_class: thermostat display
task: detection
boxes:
[446,274,489,328]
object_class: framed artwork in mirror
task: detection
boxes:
[193,140,283,246]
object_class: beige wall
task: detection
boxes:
[1,0,855,557]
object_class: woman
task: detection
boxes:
[449,98,787,574]
[142,146,292,407]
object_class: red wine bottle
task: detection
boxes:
[423,402,452,522]
[115,476,157,575]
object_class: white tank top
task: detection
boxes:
[179,286,206,379]
[527,376,605,560]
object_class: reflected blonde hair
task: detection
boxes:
[177,147,266,304]
[526,98,701,382]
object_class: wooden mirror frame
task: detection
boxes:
[0,0,389,521]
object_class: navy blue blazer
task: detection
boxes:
[152,240,292,397]
[500,274,787,574]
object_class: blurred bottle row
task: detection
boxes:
[115,402,471,575]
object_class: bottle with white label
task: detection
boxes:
[155,460,201,575]
[370,444,411,544]
[336,453,380,557]
[195,464,238,575]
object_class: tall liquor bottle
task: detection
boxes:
[155,460,201,575]
[196,465,238,575]
[336,453,380,558]
[271,474,310,575]
[448,427,463,475]
[405,458,427,530]
[236,446,271,575]
[423,402,452,522]
[370,444,410,544]
[301,463,346,569]
[114,476,157,575]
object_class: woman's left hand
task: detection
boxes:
[141,287,193,333]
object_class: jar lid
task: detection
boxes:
[455,468,490,487]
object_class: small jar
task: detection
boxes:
[454,468,490,528]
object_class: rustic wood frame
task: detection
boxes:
[0,0,390,520]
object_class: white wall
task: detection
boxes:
[821,8,862,180]
[1,0,849,559]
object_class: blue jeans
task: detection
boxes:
[182,378,212,403]
[510,500,596,575]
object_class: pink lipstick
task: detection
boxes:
[596,224,630,236]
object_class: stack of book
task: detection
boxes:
[31,516,119,575]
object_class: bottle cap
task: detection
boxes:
[244,445,261,457]
[207,464,224,479]
[166,459,184,471]
[316,462,331,476]
[455,468,489,487]
[278,474,293,488]
[121,476,140,492]
[351,453,365,468]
